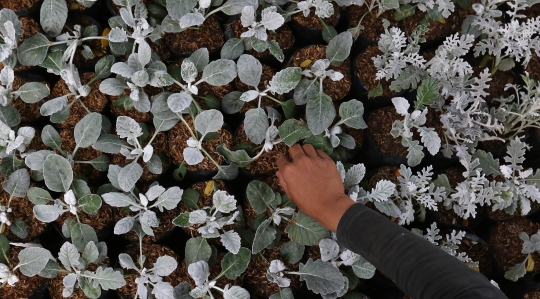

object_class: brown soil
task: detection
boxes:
[367,107,408,157]
[0,17,40,71]
[164,16,224,56]
[167,116,232,171]
[0,0,40,11]
[234,64,282,113]
[289,45,351,101]
[291,3,339,30]
[342,126,365,149]
[525,4,540,18]
[525,53,540,82]
[401,10,460,41]
[525,289,540,299]
[55,198,115,234]
[457,236,492,276]
[60,129,104,181]
[227,19,295,58]
[347,3,399,41]
[233,123,288,175]
[0,246,49,298]
[244,241,302,298]
[490,218,540,271]
[355,46,393,97]
[151,40,172,62]
[0,179,46,241]
[480,139,506,155]
[52,72,108,129]
[178,254,244,299]
[118,243,185,299]
[111,127,168,182]
[425,108,446,141]
[11,76,49,123]
[121,204,179,243]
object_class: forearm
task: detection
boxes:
[337,204,508,299]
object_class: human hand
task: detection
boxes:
[276,144,355,232]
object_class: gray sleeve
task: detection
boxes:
[336,203,508,299]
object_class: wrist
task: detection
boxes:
[320,195,355,232]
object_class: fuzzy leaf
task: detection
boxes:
[201,59,237,86]
[114,217,135,234]
[118,253,136,270]
[166,0,197,21]
[40,96,67,116]
[79,195,102,215]
[189,48,209,72]
[294,78,319,105]
[11,219,28,239]
[285,212,329,246]
[18,82,50,104]
[40,0,68,36]
[185,237,212,265]
[188,260,210,287]
[181,59,198,83]
[118,161,143,191]
[504,258,527,282]
[278,119,312,146]
[237,54,262,87]
[418,127,441,155]
[95,55,116,80]
[223,286,250,299]
[306,93,335,135]
[246,180,278,214]
[75,113,102,148]
[220,248,251,280]
[153,255,178,276]
[99,78,126,96]
[472,150,501,177]
[415,78,439,110]
[17,247,52,277]
[298,259,345,295]
[339,100,367,129]
[220,0,258,15]
[27,187,53,205]
[269,288,294,299]
[216,145,252,167]
[41,125,62,150]
[184,148,205,165]
[221,38,244,60]
[195,109,224,136]
[71,223,98,252]
[168,92,193,113]
[406,139,424,167]
[252,218,277,254]
[213,164,239,180]
[3,168,30,197]
[326,32,352,66]
[82,241,99,264]
[94,134,128,154]
[392,97,410,116]
[351,255,376,279]
[153,187,183,212]
[221,230,242,254]
[244,108,268,144]
[280,241,304,264]
[85,267,126,290]
[268,67,302,95]
[59,242,80,271]
[33,205,65,223]
[153,281,175,299]
[43,154,72,192]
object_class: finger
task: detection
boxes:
[302,144,319,158]
[289,144,306,161]
[276,171,290,196]
[276,155,291,170]
[316,149,331,160]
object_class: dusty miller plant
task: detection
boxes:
[505,230,540,281]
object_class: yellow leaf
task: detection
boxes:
[300,59,312,68]
[471,266,480,272]
[70,3,80,10]
[204,181,215,196]
[0,225,4,234]
[527,254,535,272]
[439,18,446,24]
[101,28,111,48]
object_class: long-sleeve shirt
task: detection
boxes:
[336,203,508,299]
